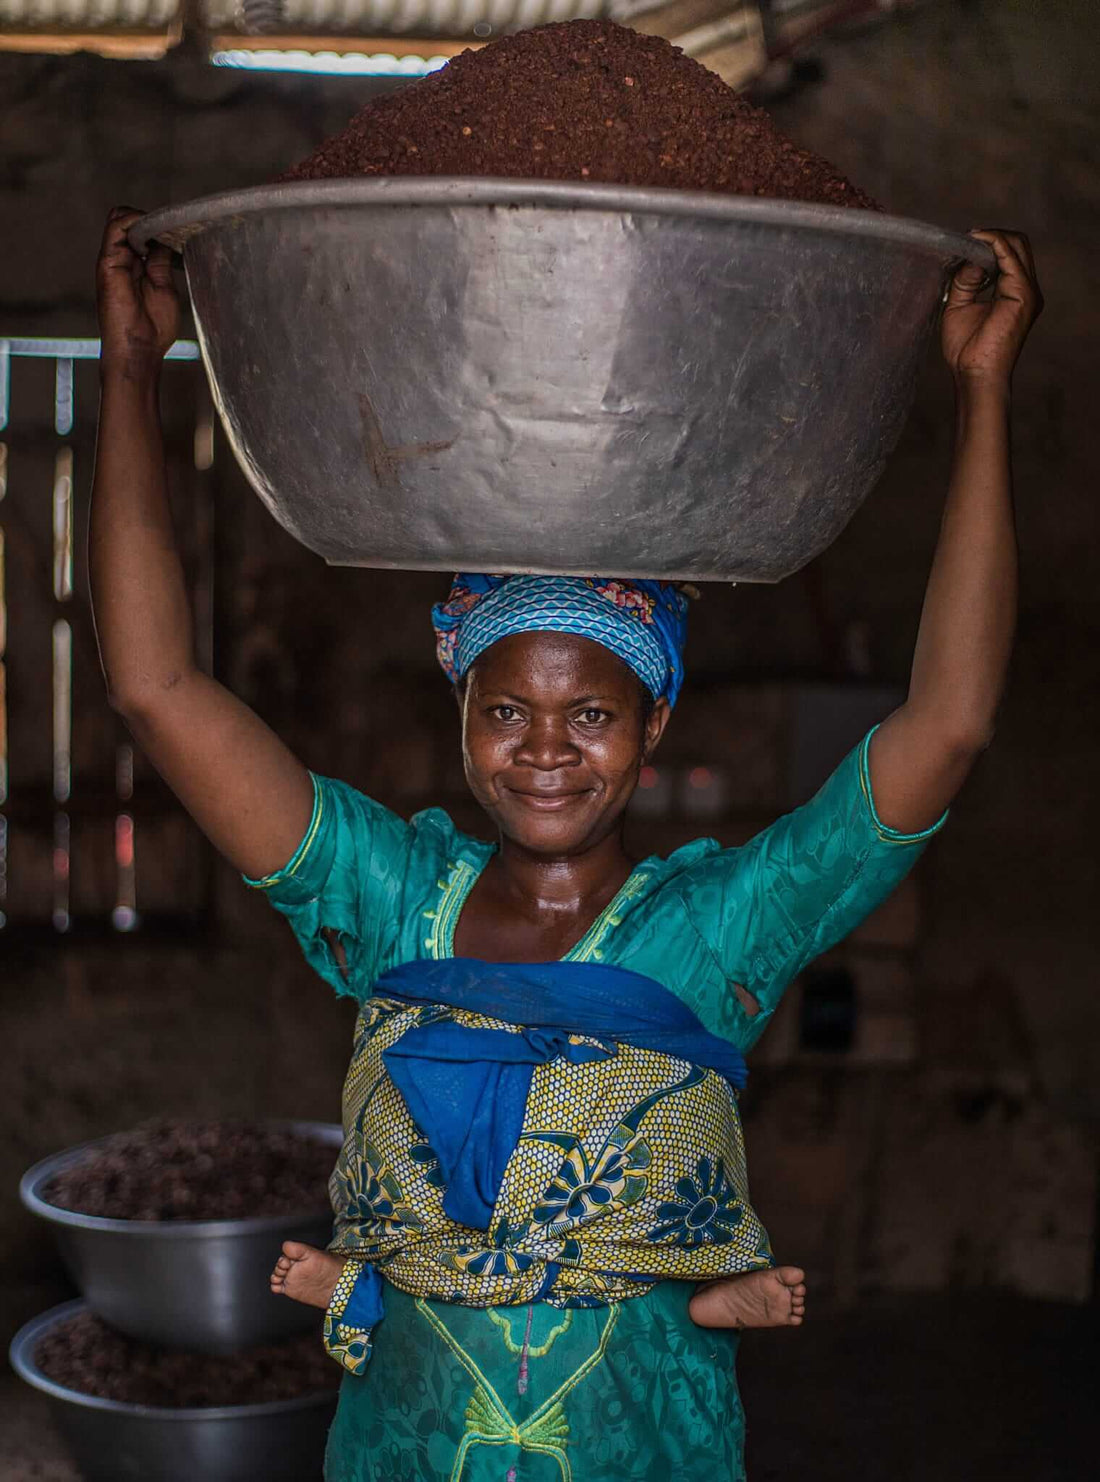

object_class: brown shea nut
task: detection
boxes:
[279,18,880,209]
[36,1312,341,1408]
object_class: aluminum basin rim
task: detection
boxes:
[129,178,997,271]
[10,1301,337,1421]
[20,1120,341,1238]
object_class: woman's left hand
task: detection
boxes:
[941,229,1043,387]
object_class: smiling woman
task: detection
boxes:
[252,572,944,1478]
[89,199,1041,1482]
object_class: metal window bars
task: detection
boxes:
[0,336,207,939]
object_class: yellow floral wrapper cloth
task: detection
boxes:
[321,958,770,1374]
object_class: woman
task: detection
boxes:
[92,208,1039,1482]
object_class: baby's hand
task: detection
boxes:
[941,229,1042,389]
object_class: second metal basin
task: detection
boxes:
[20,1123,342,1354]
[132,180,994,583]
[9,1301,337,1482]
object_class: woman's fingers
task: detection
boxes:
[968,228,1043,313]
[944,258,988,310]
[98,208,142,273]
[971,226,1034,261]
[99,206,144,250]
[143,239,176,290]
[967,229,1025,276]
[97,208,151,297]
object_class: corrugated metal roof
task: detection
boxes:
[0,0,604,31]
[222,0,604,33]
[0,0,178,24]
[0,0,872,35]
[0,0,863,91]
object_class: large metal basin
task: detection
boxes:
[133,180,993,583]
[20,1122,342,1354]
[9,1301,337,1482]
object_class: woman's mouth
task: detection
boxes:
[504,788,590,812]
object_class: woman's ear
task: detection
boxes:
[643,697,672,762]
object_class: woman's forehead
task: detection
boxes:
[469,631,639,694]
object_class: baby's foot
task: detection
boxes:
[688,1266,807,1330]
[270,1241,346,1310]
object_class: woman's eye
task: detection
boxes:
[579,709,608,724]
[494,706,519,722]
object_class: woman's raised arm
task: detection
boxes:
[868,229,1043,833]
[90,207,314,878]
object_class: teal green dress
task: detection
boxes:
[249,730,943,1482]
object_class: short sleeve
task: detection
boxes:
[690,728,946,1040]
[244,773,416,999]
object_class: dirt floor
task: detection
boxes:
[5,1292,1095,1480]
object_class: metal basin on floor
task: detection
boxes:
[20,1122,342,1354]
[132,180,993,583]
[9,1301,337,1482]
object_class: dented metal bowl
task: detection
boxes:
[132,180,994,582]
[20,1122,342,1354]
[9,1301,337,1482]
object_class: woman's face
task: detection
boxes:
[460,631,670,856]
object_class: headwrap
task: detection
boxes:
[431,574,690,707]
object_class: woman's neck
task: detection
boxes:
[490,828,635,922]
[452,827,636,962]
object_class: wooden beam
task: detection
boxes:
[0,26,180,60]
[208,33,483,60]
[630,0,755,42]
[626,1,767,87]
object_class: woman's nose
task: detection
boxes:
[514,720,580,770]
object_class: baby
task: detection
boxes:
[271,1241,807,1332]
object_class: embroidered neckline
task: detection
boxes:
[567,868,651,963]
[425,858,482,958]
[428,854,654,963]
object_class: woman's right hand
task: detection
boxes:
[96,206,181,380]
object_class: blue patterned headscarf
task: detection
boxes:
[431,575,690,707]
